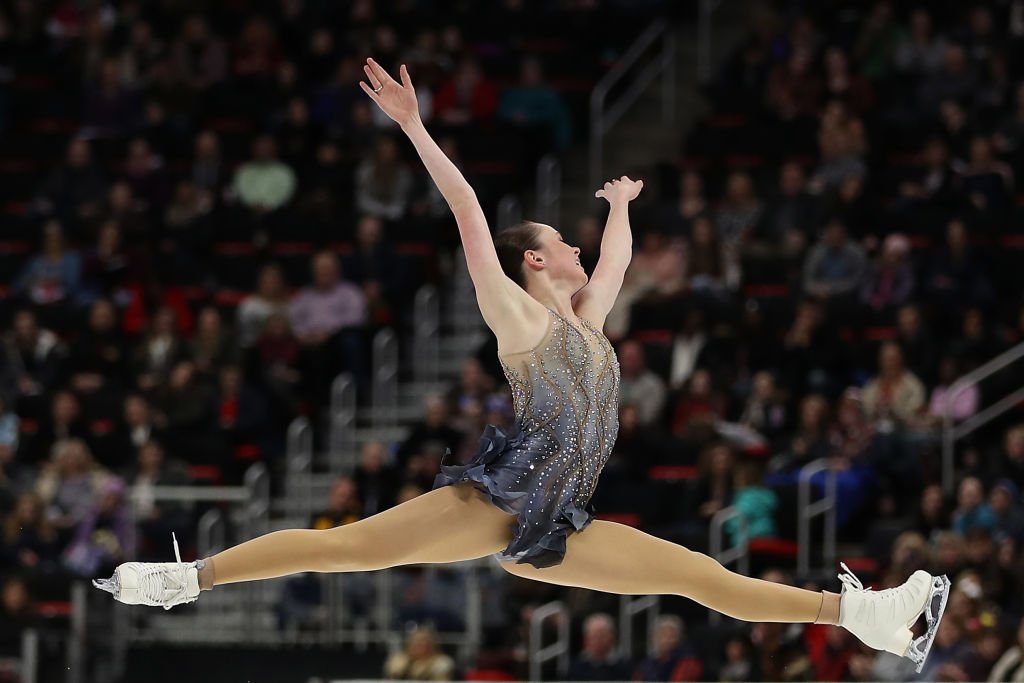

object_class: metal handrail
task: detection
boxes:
[709,505,749,624]
[21,629,38,683]
[697,0,724,82]
[496,194,523,231]
[589,19,676,190]
[197,508,227,557]
[797,459,837,577]
[619,594,659,660]
[244,461,270,529]
[942,340,1024,494]
[329,373,357,471]
[413,286,440,383]
[68,583,87,683]
[529,600,570,681]
[129,485,250,504]
[371,328,399,427]
[535,155,562,226]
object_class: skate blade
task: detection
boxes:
[906,574,951,673]
[92,575,119,597]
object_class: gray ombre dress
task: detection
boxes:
[432,309,620,568]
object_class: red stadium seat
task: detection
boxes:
[596,512,642,527]
[647,465,699,481]
[234,444,261,461]
[632,328,673,344]
[748,537,798,558]
[37,601,72,618]
[188,465,222,484]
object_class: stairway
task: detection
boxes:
[550,9,750,230]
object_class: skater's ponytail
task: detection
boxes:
[495,221,544,289]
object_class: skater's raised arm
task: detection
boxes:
[573,176,643,327]
[360,59,535,333]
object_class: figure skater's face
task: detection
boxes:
[528,224,586,289]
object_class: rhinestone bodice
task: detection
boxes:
[497,309,620,510]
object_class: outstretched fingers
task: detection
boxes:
[367,57,400,89]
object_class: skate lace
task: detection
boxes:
[838,561,902,601]
[140,533,190,610]
[838,562,865,592]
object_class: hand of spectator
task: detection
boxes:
[72,372,104,393]
[595,176,643,204]
[17,375,41,396]
[18,549,39,568]
[699,500,723,518]
[439,109,471,125]
[361,59,421,129]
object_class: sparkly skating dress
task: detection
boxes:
[432,309,620,568]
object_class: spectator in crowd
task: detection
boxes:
[953,476,997,536]
[237,264,291,349]
[343,214,402,325]
[926,217,993,308]
[0,491,60,573]
[397,395,463,468]
[861,342,926,429]
[497,57,572,151]
[989,617,1024,682]
[171,14,228,92]
[63,476,134,577]
[604,227,685,340]
[684,215,740,299]
[125,440,191,559]
[190,130,225,194]
[352,441,400,517]
[81,57,143,137]
[737,371,789,446]
[990,479,1024,542]
[13,220,83,315]
[567,613,631,681]
[383,625,456,681]
[276,475,365,632]
[231,134,297,213]
[35,438,110,539]
[715,171,762,247]
[133,306,186,393]
[26,389,88,466]
[0,577,38,658]
[616,340,667,427]
[354,136,413,221]
[254,312,302,412]
[754,161,819,257]
[188,306,236,379]
[631,614,702,681]
[660,170,709,238]
[803,218,867,302]
[2,309,63,404]
[34,137,107,221]
[433,56,497,127]
[860,233,915,313]
[288,251,368,393]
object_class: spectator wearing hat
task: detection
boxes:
[860,233,915,312]
[990,479,1024,541]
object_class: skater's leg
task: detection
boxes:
[209,484,514,586]
[499,520,835,623]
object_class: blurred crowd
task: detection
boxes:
[4,0,1024,682]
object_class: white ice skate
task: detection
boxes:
[92,533,201,611]
[837,562,950,673]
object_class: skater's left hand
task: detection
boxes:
[595,176,643,204]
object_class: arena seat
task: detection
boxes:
[647,465,699,481]
[596,512,643,528]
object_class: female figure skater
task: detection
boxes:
[96,58,948,671]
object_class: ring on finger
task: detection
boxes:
[373,84,384,93]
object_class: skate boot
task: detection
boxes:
[93,533,201,610]
[837,562,950,673]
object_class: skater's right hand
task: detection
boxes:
[361,58,420,129]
